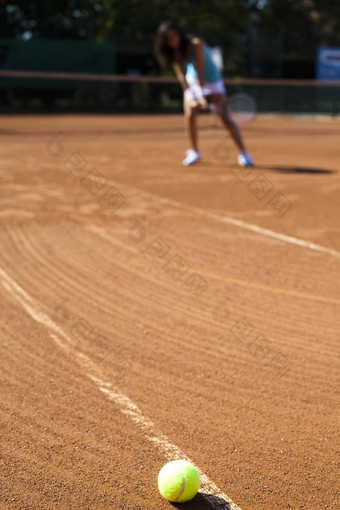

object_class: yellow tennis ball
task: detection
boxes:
[158,460,200,503]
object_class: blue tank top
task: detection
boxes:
[185,44,222,84]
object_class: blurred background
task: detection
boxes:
[1,0,340,114]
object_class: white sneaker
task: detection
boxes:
[238,152,254,167]
[183,149,201,166]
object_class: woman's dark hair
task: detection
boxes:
[154,20,190,68]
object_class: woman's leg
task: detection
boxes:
[184,96,199,151]
[210,93,246,153]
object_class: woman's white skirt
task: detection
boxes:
[186,76,226,96]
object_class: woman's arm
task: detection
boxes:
[172,47,207,110]
[192,37,205,87]
[190,38,208,109]
[172,61,189,91]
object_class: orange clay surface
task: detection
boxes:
[0,114,339,510]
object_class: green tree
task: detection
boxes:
[1,0,340,77]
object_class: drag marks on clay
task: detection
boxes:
[3,215,337,379]
[43,152,340,259]
[4,203,339,383]
[83,172,340,259]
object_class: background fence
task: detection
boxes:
[0,70,339,116]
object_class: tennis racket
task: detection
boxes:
[228,92,257,125]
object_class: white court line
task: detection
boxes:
[94,175,340,259]
[0,266,242,510]
[141,174,231,185]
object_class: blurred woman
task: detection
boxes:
[155,20,254,167]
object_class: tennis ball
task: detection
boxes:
[158,460,200,503]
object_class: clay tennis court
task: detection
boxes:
[1,113,339,510]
